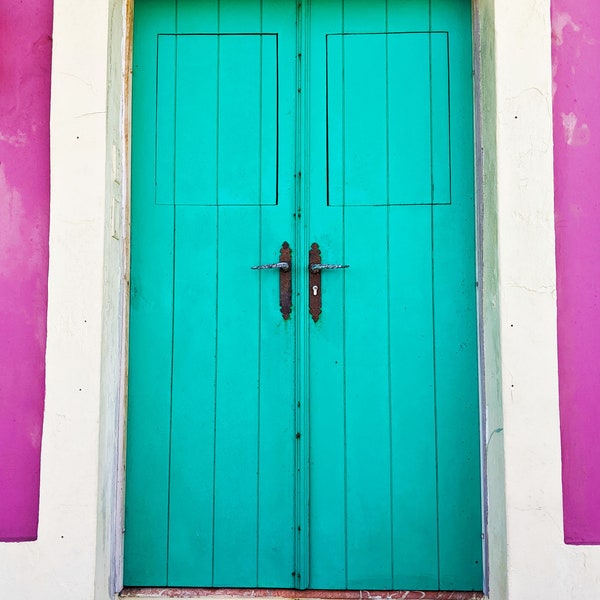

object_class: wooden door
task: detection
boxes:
[125,0,298,587]
[125,0,481,591]
[305,0,481,589]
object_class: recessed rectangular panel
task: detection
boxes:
[327,32,450,206]
[156,34,278,205]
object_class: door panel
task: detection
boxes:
[125,0,175,584]
[126,0,298,587]
[431,1,481,588]
[125,0,481,591]
[306,0,479,589]
[156,33,279,206]
[326,31,450,206]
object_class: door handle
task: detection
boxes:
[309,263,350,272]
[251,262,290,271]
[251,242,292,320]
[308,242,349,322]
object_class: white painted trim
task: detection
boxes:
[471,2,491,594]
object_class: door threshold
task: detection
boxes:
[120,588,485,600]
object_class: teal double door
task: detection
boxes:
[125,0,481,591]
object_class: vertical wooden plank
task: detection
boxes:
[387,31,432,204]
[326,33,344,208]
[167,1,220,586]
[385,2,439,589]
[388,205,438,589]
[430,32,451,204]
[211,205,261,587]
[431,0,482,590]
[256,0,298,588]
[218,34,262,204]
[338,0,392,589]
[174,34,219,204]
[307,0,348,589]
[342,32,388,205]
[124,0,176,585]
[294,2,310,587]
[155,34,176,205]
[259,32,279,208]
[211,0,262,586]
[340,0,393,589]
[168,206,218,586]
[343,200,393,590]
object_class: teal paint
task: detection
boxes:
[125,0,481,590]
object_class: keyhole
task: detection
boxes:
[312,285,318,296]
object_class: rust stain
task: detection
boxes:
[279,241,292,320]
[308,243,322,323]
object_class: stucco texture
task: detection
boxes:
[0,0,52,541]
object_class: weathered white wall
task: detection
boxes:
[3,0,600,598]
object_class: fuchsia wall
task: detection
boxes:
[0,1,52,541]
[552,1,600,544]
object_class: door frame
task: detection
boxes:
[24,0,562,598]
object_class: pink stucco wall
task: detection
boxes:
[0,1,52,541]
[552,1,600,544]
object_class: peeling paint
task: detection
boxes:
[583,31,600,46]
[560,111,591,146]
[552,12,580,46]
[0,165,25,277]
[0,129,27,147]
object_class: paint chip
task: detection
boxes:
[0,130,27,148]
[561,112,590,146]
[552,12,581,46]
[584,32,600,46]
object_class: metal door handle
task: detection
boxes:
[251,261,290,271]
[308,243,348,322]
[251,242,292,320]
[309,263,349,272]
